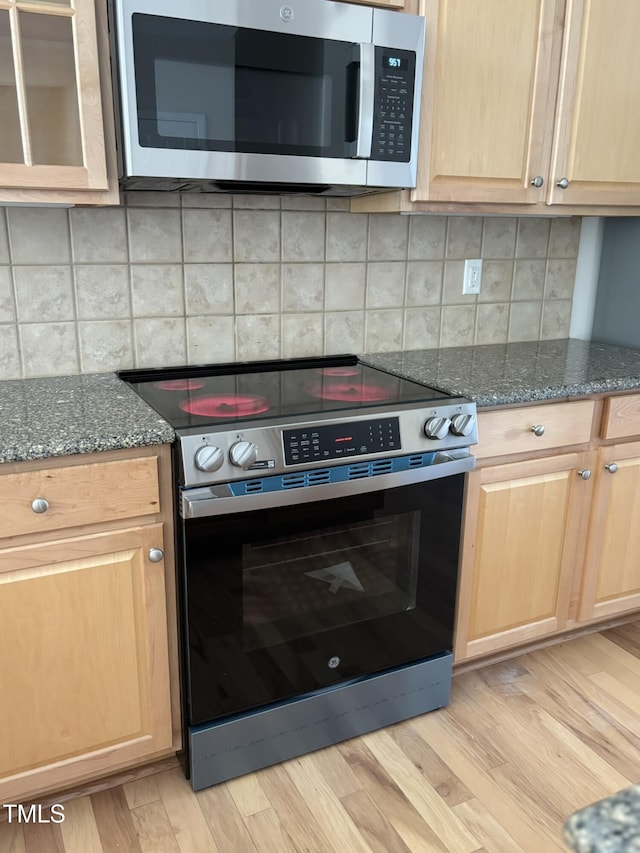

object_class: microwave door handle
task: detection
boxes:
[354,43,376,159]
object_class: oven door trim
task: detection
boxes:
[181,452,475,518]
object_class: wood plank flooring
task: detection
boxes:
[2,621,639,853]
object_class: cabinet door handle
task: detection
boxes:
[148,548,164,563]
[31,498,49,513]
[557,177,570,189]
[605,462,618,474]
[531,175,544,187]
[578,469,591,480]
[531,424,545,437]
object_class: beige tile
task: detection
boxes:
[235,315,281,360]
[548,217,581,258]
[134,318,187,367]
[324,311,365,353]
[516,218,550,258]
[544,259,577,300]
[233,211,280,262]
[508,301,543,342]
[408,216,447,261]
[446,217,482,259]
[127,208,182,263]
[280,196,326,211]
[281,212,325,262]
[14,266,74,322]
[475,303,510,345]
[478,260,514,303]
[0,211,11,263]
[326,212,368,262]
[365,309,403,351]
[282,264,324,312]
[403,307,441,350]
[442,260,475,305]
[125,191,180,207]
[232,195,280,210]
[187,316,235,363]
[482,218,517,259]
[131,265,184,317]
[440,305,476,347]
[7,208,71,264]
[368,215,409,261]
[183,209,232,263]
[513,259,546,301]
[234,264,280,314]
[77,320,133,372]
[184,264,233,315]
[366,262,406,308]
[0,267,14,322]
[282,314,324,358]
[326,198,350,211]
[70,208,128,263]
[75,265,130,319]
[0,325,21,379]
[181,194,232,208]
[541,300,573,340]
[406,261,443,306]
[325,263,366,310]
[20,322,79,377]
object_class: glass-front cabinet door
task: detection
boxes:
[0,0,108,192]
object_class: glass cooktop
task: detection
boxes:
[118,355,451,430]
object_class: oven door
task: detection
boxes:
[181,473,464,726]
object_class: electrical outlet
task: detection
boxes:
[463,259,483,295]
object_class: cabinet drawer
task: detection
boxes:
[602,394,640,440]
[475,400,595,459]
[0,457,160,539]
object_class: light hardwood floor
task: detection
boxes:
[2,621,639,853]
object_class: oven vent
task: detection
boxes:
[243,480,265,493]
[408,454,426,467]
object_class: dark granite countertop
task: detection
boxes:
[0,373,174,464]
[564,785,640,852]
[362,339,640,408]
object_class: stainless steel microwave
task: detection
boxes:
[109,0,425,195]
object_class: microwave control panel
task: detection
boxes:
[372,48,416,163]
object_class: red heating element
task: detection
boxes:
[180,394,271,418]
[304,381,394,402]
[154,379,205,391]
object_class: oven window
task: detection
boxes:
[242,514,419,649]
[132,15,358,157]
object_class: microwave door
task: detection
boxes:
[354,44,375,160]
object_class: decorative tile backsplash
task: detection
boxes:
[0,194,580,379]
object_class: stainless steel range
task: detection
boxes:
[119,355,477,790]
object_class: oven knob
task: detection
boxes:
[450,413,476,437]
[194,445,224,472]
[423,416,452,440]
[229,440,259,469]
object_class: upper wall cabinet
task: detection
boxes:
[414,0,562,206]
[354,0,640,213]
[0,0,118,205]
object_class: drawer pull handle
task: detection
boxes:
[605,463,618,474]
[578,469,591,481]
[149,548,164,563]
[31,498,49,514]
[531,424,545,437]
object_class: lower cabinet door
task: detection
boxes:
[0,524,173,802]
[579,442,640,621]
[455,452,593,661]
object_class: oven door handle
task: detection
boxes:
[181,453,475,519]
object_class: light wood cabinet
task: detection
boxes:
[354,0,640,214]
[0,0,118,205]
[455,451,593,661]
[456,392,640,663]
[0,446,178,803]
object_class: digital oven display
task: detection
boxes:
[283,418,401,465]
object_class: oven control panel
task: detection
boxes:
[283,417,401,465]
